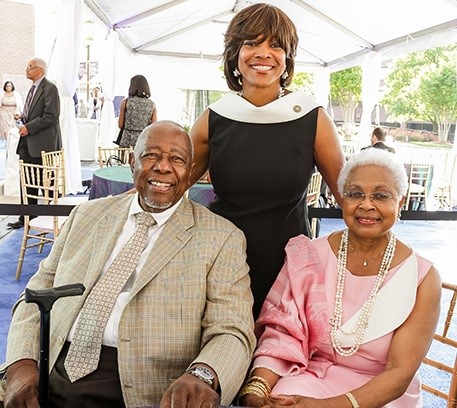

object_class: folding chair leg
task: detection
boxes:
[16,232,28,281]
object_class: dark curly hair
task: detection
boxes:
[128,75,151,98]
[223,3,298,92]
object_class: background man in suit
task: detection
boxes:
[7,57,62,230]
[0,121,255,407]
[361,127,395,153]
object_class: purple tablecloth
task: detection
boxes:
[188,182,216,207]
[89,166,134,200]
[89,166,216,207]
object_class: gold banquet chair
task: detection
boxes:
[41,148,88,205]
[306,171,323,239]
[421,282,457,407]
[404,160,433,211]
[434,152,457,211]
[41,148,66,196]
[98,146,133,168]
[16,161,68,281]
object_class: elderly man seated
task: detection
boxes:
[0,120,255,408]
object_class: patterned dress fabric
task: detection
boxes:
[0,93,20,139]
[120,96,155,148]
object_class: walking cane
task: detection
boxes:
[25,283,85,408]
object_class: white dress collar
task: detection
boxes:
[336,254,418,347]
[209,91,319,124]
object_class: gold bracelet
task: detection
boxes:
[238,384,267,399]
[249,376,272,394]
[345,392,360,408]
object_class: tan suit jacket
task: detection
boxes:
[1,195,255,406]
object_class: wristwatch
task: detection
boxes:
[186,366,215,387]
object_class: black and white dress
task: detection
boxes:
[207,91,320,318]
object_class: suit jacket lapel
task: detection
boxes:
[29,80,44,116]
[129,198,194,299]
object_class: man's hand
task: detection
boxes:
[160,373,219,408]
[4,359,40,408]
[18,126,29,137]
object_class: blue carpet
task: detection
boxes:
[0,229,51,363]
[0,220,454,406]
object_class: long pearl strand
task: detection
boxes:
[330,229,397,356]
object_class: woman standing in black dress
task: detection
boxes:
[191,3,345,318]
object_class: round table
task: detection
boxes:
[89,166,134,200]
[188,182,216,207]
[89,167,216,207]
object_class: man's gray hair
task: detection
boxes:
[133,120,194,162]
[338,148,408,196]
[31,58,47,74]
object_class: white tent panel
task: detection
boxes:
[84,0,457,70]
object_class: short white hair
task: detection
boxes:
[338,149,408,196]
[133,120,194,162]
[30,57,47,74]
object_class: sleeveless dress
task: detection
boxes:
[120,96,155,148]
[0,92,20,139]
[208,91,320,318]
[253,234,432,407]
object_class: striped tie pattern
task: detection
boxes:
[22,85,35,123]
[64,211,156,382]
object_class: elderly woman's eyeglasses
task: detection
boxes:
[343,190,397,205]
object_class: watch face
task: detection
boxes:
[195,367,213,380]
[188,366,214,385]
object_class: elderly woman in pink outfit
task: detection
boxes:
[239,148,441,408]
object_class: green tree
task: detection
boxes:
[330,66,362,124]
[419,65,457,141]
[290,71,314,95]
[381,45,457,142]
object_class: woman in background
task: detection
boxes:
[118,74,157,148]
[89,86,104,120]
[0,81,23,140]
[190,3,345,319]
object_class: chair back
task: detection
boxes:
[405,159,433,210]
[98,146,133,168]
[307,171,323,207]
[20,161,60,207]
[17,161,61,280]
[41,149,65,196]
[421,282,457,407]
[306,171,323,238]
[435,152,457,210]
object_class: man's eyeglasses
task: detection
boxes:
[343,190,397,205]
[25,65,40,71]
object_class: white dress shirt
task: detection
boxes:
[67,193,182,347]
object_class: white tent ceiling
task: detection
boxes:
[84,0,457,71]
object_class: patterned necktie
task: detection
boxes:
[22,85,35,123]
[64,211,156,382]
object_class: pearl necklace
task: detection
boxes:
[348,240,385,267]
[330,229,396,356]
